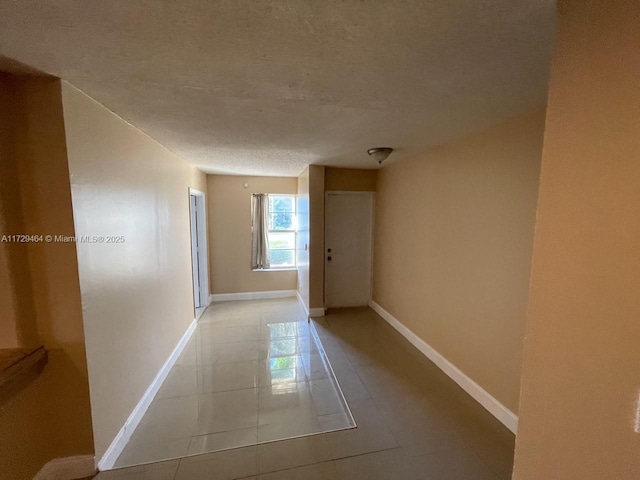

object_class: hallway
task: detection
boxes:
[100,299,514,479]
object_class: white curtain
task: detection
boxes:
[251,194,270,269]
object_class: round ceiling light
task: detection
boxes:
[367,147,393,164]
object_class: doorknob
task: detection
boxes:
[327,256,332,261]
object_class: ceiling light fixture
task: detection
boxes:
[367,147,393,165]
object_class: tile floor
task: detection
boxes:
[114,298,355,468]
[99,298,515,479]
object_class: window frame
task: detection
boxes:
[264,194,297,270]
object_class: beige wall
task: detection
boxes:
[308,166,325,309]
[325,167,377,192]
[373,109,545,413]
[207,175,297,294]
[0,245,19,347]
[61,82,206,461]
[0,351,95,479]
[296,168,311,308]
[296,165,325,311]
[0,75,94,478]
[0,74,39,349]
[15,77,90,373]
[190,168,207,194]
[513,2,640,478]
[0,73,25,348]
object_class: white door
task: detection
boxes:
[189,194,202,308]
[190,190,208,311]
[325,192,374,308]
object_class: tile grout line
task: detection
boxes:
[319,313,437,479]
[337,311,505,479]
[316,314,418,475]
[172,457,181,480]
[254,446,405,478]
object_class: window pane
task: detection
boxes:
[268,232,295,249]
[269,212,294,230]
[269,249,295,267]
[269,196,294,213]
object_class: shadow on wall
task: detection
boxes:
[0,67,95,478]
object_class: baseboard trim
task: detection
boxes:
[209,290,297,303]
[296,291,310,316]
[34,455,96,480]
[368,300,518,434]
[295,291,325,317]
[96,317,199,470]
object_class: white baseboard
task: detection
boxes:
[97,317,199,470]
[368,300,518,434]
[295,291,325,317]
[296,291,310,316]
[34,455,96,480]
[209,290,297,303]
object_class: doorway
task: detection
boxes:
[324,191,374,308]
[189,188,208,317]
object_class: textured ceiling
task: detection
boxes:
[0,1,556,176]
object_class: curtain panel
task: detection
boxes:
[251,193,270,269]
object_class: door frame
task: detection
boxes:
[189,187,209,317]
[323,191,375,308]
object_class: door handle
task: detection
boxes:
[327,256,332,261]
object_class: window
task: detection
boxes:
[267,195,296,268]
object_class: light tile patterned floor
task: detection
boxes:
[114,298,354,468]
[98,298,515,479]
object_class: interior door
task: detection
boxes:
[189,194,202,308]
[325,192,374,308]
